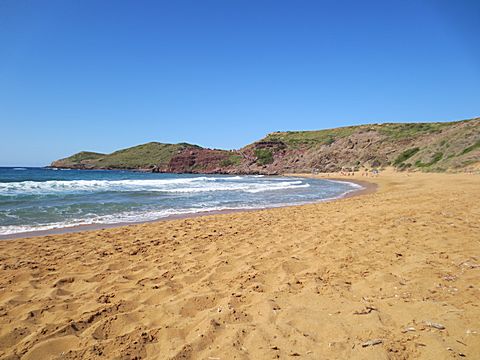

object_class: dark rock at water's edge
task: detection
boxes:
[50,117,480,174]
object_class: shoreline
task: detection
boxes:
[0,177,376,241]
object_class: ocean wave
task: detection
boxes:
[0,177,309,195]
[324,179,364,189]
[161,181,310,194]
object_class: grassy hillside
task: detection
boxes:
[263,120,466,148]
[264,126,359,147]
[62,151,105,163]
[52,142,201,170]
[94,142,200,169]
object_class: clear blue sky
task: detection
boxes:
[1,0,479,166]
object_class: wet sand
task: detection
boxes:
[0,170,479,359]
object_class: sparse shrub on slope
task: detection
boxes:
[254,149,274,165]
[220,154,242,167]
[394,147,420,166]
[415,152,443,168]
[460,140,480,155]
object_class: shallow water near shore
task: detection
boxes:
[0,167,362,236]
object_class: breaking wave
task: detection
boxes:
[0,177,309,195]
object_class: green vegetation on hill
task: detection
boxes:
[220,154,242,167]
[460,139,480,155]
[53,142,200,169]
[393,147,420,166]
[66,151,104,162]
[375,122,453,140]
[263,121,460,148]
[415,152,444,168]
[254,149,274,165]
[264,126,358,148]
[94,142,198,169]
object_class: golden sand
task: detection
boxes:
[0,170,479,359]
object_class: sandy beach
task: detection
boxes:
[0,170,479,359]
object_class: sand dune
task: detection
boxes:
[0,170,479,359]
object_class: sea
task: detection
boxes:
[0,167,362,236]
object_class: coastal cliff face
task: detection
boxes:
[51,117,480,173]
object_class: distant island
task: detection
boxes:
[51,117,480,174]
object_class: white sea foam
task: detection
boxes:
[0,177,309,195]
[324,179,364,189]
